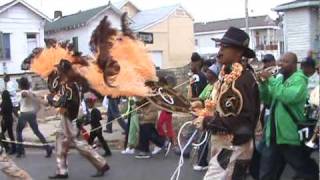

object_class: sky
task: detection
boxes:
[1,0,293,22]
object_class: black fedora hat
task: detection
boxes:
[211,27,255,58]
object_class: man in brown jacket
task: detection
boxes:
[135,99,165,159]
[194,27,260,180]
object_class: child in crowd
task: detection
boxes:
[154,76,177,155]
[86,93,112,157]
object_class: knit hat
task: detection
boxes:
[262,54,275,63]
[208,64,221,77]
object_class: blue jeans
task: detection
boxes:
[16,112,50,154]
[106,98,126,132]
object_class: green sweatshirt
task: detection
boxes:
[259,70,308,146]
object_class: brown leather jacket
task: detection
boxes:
[203,69,260,145]
[138,103,158,124]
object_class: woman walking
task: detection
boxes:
[16,77,52,158]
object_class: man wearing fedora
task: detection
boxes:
[194,27,260,180]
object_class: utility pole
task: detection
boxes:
[245,0,249,33]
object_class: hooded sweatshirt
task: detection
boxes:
[259,70,308,146]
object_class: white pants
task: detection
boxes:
[55,115,107,175]
[204,137,253,180]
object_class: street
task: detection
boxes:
[1,150,205,180]
[1,149,318,180]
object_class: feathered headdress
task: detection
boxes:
[22,13,157,97]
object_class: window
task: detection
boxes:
[72,36,79,52]
[149,51,163,68]
[0,33,11,60]
[215,41,221,48]
[26,33,37,54]
[27,33,36,39]
[195,39,198,46]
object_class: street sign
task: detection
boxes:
[138,32,153,44]
[0,32,4,60]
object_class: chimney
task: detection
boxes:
[54,11,62,19]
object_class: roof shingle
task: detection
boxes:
[131,4,179,31]
[45,5,109,32]
[194,15,276,33]
[274,0,320,11]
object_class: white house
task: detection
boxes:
[45,3,122,56]
[274,0,320,60]
[45,0,195,69]
[0,0,50,75]
[194,15,282,60]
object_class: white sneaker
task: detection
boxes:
[92,144,98,149]
[193,165,208,171]
[151,146,162,155]
[121,148,135,155]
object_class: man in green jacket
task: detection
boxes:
[258,52,318,180]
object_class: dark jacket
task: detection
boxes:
[203,69,260,145]
[89,108,102,128]
[0,100,13,121]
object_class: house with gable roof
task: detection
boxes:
[0,0,50,75]
[45,0,194,69]
[112,0,139,18]
[45,2,123,56]
[194,15,282,60]
[274,0,320,60]
[129,4,194,68]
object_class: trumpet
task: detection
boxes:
[249,59,281,81]
[305,126,319,149]
[253,65,281,82]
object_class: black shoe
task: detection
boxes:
[174,149,190,158]
[135,152,151,159]
[46,146,53,158]
[91,163,110,177]
[16,153,25,158]
[8,149,16,155]
[48,174,69,179]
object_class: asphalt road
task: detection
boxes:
[1,150,205,180]
[1,150,318,180]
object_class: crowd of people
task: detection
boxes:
[0,26,319,180]
[0,75,53,158]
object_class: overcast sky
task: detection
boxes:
[2,0,292,22]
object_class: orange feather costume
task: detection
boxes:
[23,13,157,97]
